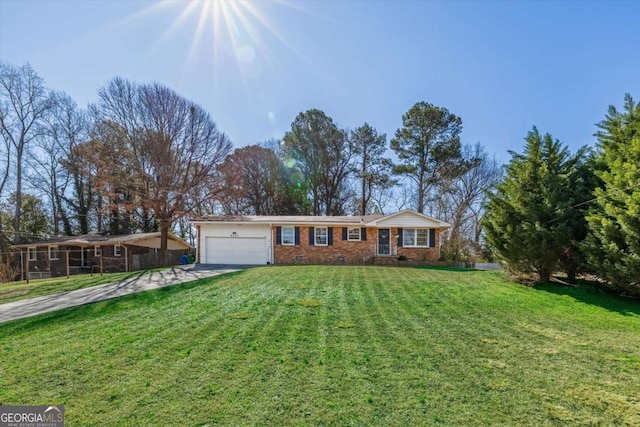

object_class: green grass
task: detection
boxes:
[0,268,168,304]
[1,266,639,426]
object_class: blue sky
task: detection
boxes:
[1,0,638,161]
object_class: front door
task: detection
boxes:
[378,228,390,255]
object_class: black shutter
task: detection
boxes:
[342,227,347,240]
[361,228,367,241]
[328,227,333,246]
[295,227,300,245]
[398,228,403,247]
[276,226,282,245]
[429,229,436,247]
[309,227,315,245]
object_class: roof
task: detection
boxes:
[365,209,451,228]
[14,232,193,249]
[190,214,384,225]
[190,210,450,228]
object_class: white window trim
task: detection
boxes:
[347,227,361,241]
[49,245,59,260]
[403,228,431,248]
[315,227,328,246]
[28,247,37,261]
[114,244,122,256]
[94,245,102,257]
[282,226,295,246]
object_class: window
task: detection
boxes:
[28,247,37,261]
[403,229,430,247]
[282,226,295,245]
[114,244,122,256]
[347,227,361,241]
[315,227,328,246]
[94,245,102,257]
[49,245,59,260]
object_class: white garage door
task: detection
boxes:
[205,237,267,265]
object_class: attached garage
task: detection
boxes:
[196,222,273,265]
[205,236,267,265]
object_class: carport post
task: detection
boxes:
[100,254,103,276]
[66,250,70,279]
[25,250,29,284]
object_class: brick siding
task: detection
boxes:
[273,226,442,265]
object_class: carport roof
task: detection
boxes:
[14,232,193,249]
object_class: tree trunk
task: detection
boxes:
[538,269,551,284]
[56,191,73,235]
[160,219,169,251]
[51,173,60,236]
[417,169,425,214]
[96,195,103,234]
[566,265,577,285]
[13,142,24,244]
[0,218,8,256]
[360,177,367,216]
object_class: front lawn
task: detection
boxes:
[1,266,638,426]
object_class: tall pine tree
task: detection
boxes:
[584,94,640,296]
[390,101,465,214]
[483,128,588,283]
[350,123,393,215]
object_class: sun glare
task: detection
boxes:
[111,0,302,88]
[104,0,305,139]
[155,0,303,87]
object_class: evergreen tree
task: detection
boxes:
[350,123,394,215]
[584,94,640,296]
[483,128,588,283]
[282,109,352,215]
[0,193,51,243]
[390,101,465,214]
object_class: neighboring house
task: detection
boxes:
[14,232,193,279]
[190,209,450,265]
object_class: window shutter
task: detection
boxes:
[276,226,282,245]
[328,227,333,246]
[361,228,367,241]
[429,228,436,247]
[309,227,315,245]
[342,227,347,240]
[295,227,300,245]
[398,228,403,247]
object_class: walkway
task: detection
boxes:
[0,265,243,324]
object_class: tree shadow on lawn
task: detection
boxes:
[0,271,248,334]
[534,279,640,317]
[413,265,479,272]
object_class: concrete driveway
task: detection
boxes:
[0,264,245,324]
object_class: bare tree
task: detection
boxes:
[0,62,53,244]
[218,145,285,215]
[26,91,90,236]
[439,143,502,263]
[95,78,232,249]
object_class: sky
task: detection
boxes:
[1,0,639,162]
